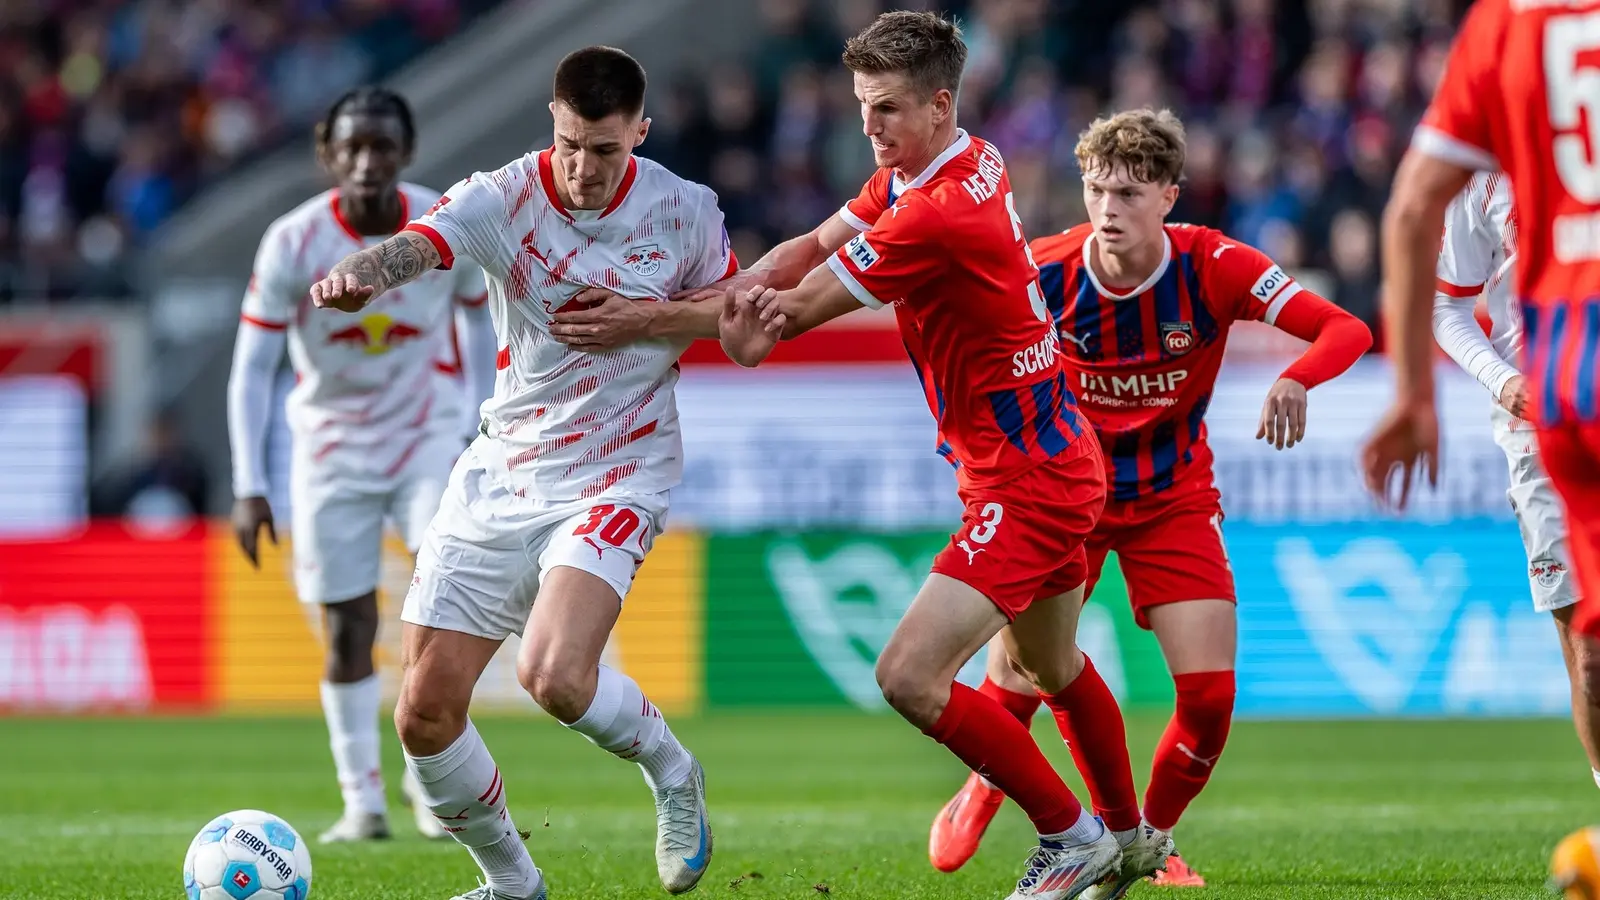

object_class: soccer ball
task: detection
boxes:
[1551,827,1600,899]
[182,810,313,900]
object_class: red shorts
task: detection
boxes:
[1084,485,1236,630]
[930,446,1106,620]
[1537,423,1600,637]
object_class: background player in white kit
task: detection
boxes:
[227,87,496,844]
[1431,172,1600,785]
[308,47,735,900]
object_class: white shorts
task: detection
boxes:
[401,442,668,641]
[1493,405,1580,613]
[290,434,461,604]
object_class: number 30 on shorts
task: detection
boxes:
[573,504,643,547]
[968,502,1004,544]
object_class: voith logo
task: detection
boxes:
[327,312,425,355]
[624,243,670,276]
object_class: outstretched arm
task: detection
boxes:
[1254,292,1374,450]
[672,213,860,302]
[717,265,862,367]
[311,230,442,312]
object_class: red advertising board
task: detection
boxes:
[0,522,212,711]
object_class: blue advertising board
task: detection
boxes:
[1229,521,1572,717]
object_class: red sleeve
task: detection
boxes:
[1202,235,1302,325]
[1412,0,1506,171]
[823,193,947,309]
[1272,292,1375,389]
[839,169,894,232]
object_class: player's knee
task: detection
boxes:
[1016,647,1085,696]
[875,654,942,727]
[393,681,464,757]
[516,656,591,724]
[322,593,379,682]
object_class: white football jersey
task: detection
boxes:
[242,184,488,475]
[404,150,734,501]
[1437,172,1520,364]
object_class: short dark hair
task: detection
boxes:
[842,10,967,98]
[553,46,647,120]
[315,86,416,151]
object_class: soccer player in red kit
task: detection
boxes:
[1361,0,1600,821]
[929,109,1372,897]
[715,11,1130,899]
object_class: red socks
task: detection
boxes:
[1037,658,1142,832]
[1144,670,1236,831]
[925,681,1085,835]
[979,674,1044,722]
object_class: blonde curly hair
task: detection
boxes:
[1075,108,1187,185]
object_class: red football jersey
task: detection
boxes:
[1031,223,1305,501]
[827,130,1092,490]
[1417,0,1600,426]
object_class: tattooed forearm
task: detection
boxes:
[327,231,441,296]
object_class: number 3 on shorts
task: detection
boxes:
[573,503,643,547]
[969,502,1004,544]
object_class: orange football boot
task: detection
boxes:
[929,772,1006,873]
[1152,851,1206,887]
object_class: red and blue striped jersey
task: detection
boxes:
[1031,223,1303,501]
[828,131,1093,491]
[1417,0,1600,428]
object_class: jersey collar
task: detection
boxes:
[889,129,972,198]
[1081,229,1173,301]
[330,189,410,243]
[537,148,639,222]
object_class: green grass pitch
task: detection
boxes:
[0,713,1589,899]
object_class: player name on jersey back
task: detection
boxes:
[243,183,484,475]
[404,150,734,501]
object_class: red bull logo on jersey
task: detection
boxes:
[1530,557,1567,589]
[326,312,425,355]
[624,243,670,277]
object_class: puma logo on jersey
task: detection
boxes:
[957,540,985,564]
[1212,242,1236,258]
[890,202,906,217]
[1058,330,1091,353]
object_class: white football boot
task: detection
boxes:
[1083,823,1176,900]
[653,756,712,893]
[448,872,547,900]
[317,811,391,844]
[1005,829,1122,900]
[402,766,450,839]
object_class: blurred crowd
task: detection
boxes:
[0,0,499,302]
[647,0,1473,336]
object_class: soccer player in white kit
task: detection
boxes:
[227,87,496,844]
[1431,172,1600,784]
[309,47,734,900]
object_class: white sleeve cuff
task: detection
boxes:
[838,204,872,233]
[825,254,884,309]
[1484,364,1519,402]
[1412,126,1498,172]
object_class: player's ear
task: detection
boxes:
[635,116,650,148]
[931,88,954,124]
[1161,182,1179,216]
[312,123,333,173]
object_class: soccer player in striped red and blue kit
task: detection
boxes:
[929,109,1372,897]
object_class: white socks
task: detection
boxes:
[406,720,541,898]
[1591,768,1600,791]
[1041,807,1106,846]
[321,676,385,815]
[566,664,693,791]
